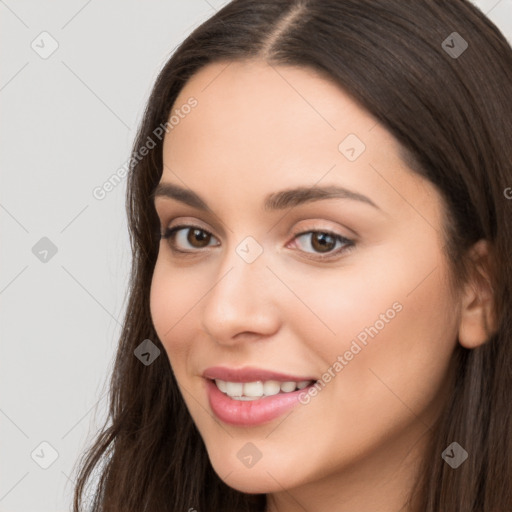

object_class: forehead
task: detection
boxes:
[160,59,436,219]
[169,59,379,148]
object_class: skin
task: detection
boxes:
[149,59,494,512]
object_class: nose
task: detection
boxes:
[200,242,281,345]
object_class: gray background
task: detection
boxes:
[1,1,510,510]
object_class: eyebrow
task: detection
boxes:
[151,182,381,212]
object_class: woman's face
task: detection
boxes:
[150,59,461,503]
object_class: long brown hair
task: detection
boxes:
[72,1,512,510]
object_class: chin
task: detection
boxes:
[210,459,289,494]
[220,474,281,494]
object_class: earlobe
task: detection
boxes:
[457,239,497,349]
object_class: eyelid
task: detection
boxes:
[162,223,220,249]
[160,221,352,244]
[287,226,355,260]
[161,221,356,262]
[289,222,354,240]
[156,209,227,239]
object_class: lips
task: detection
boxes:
[202,365,319,426]
[205,378,317,426]
[202,365,317,383]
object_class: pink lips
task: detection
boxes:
[203,366,318,426]
[202,365,317,383]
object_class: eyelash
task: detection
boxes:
[160,224,355,261]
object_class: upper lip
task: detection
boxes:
[202,366,317,383]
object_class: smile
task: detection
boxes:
[213,379,314,400]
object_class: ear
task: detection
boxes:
[457,239,497,349]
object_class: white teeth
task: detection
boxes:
[262,380,281,396]
[225,381,243,397]
[243,381,264,397]
[215,379,227,393]
[280,381,297,393]
[214,379,314,399]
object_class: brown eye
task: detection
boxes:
[291,230,354,260]
[161,225,219,252]
[186,228,212,248]
[310,232,336,253]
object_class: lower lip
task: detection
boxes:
[205,379,316,427]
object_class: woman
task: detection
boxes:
[72,1,512,510]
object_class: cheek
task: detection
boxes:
[298,233,457,355]
[285,240,459,419]
[149,259,199,363]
